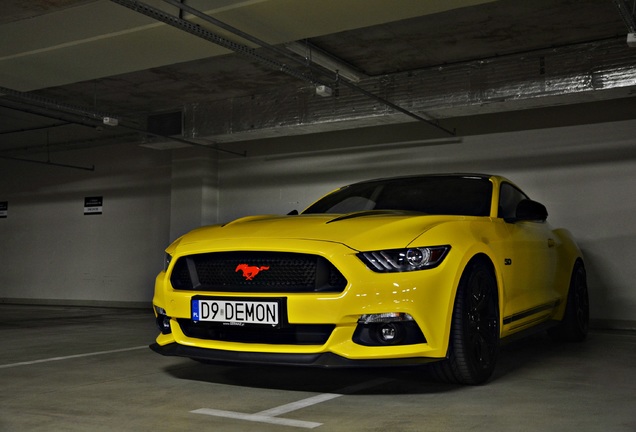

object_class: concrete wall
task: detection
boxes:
[0,143,172,307]
[1,119,635,327]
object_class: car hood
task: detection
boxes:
[171,211,466,252]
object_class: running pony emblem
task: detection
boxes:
[235,263,270,280]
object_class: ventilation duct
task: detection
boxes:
[181,37,636,143]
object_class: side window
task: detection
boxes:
[498,183,528,219]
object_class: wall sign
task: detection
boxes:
[0,201,7,218]
[84,196,103,215]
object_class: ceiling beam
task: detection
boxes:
[113,0,456,136]
[0,0,498,91]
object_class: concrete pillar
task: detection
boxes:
[169,147,219,241]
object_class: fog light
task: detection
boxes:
[353,314,426,347]
[380,323,398,342]
[154,305,172,335]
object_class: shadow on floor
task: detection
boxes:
[161,331,588,394]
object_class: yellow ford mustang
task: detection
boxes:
[151,174,588,384]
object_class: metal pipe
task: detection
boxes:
[613,0,636,33]
[0,122,70,135]
[111,0,455,136]
[0,88,246,157]
[161,0,301,65]
[0,85,112,122]
[0,155,95,171]
[160,0,454,135]
[110,0,318,85]
[0,98,107,130]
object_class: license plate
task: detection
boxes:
[192,298,279,326]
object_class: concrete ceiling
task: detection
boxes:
[1,0,635,159]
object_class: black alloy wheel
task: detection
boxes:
[430,258,500,385]
[548,261,589,342]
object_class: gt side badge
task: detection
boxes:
[504,258,512,266]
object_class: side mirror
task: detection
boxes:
[507,199,548,223]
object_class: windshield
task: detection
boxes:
[303,175,493,216]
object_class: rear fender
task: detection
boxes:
[551,228,584,320]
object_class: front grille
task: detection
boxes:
[170,251,347,293]
[177,319,334,345]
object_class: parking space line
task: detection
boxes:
[191,408,323,429]
[255,393,342,417]
[192,378,391,429]
[0,346,148,369]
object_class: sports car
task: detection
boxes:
[150,173,589,384]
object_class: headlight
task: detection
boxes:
[164,253,172,271]
[358,245,450,272]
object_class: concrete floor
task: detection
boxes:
[0,305,634,432]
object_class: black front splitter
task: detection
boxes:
[149,342,440,368]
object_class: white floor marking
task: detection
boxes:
[255,393,342,417]
[192,377,391,429]
[0,346,147,369]
[191,408,323,429]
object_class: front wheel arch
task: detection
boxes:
[430,255,500,385]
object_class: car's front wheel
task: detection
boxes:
[430,258,499,385]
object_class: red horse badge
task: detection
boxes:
[235,263,270,280]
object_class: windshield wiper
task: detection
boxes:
[325,210,424,224]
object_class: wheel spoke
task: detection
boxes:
[471,332,493,367]
[465,270,498,369]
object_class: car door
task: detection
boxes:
[497,183,558,332]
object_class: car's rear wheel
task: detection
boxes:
[430,258,499,385]
[548,261,589,342]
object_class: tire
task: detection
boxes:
[430,258,500,385]
[548,261,589,342]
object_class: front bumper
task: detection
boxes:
[152,239,460,363]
